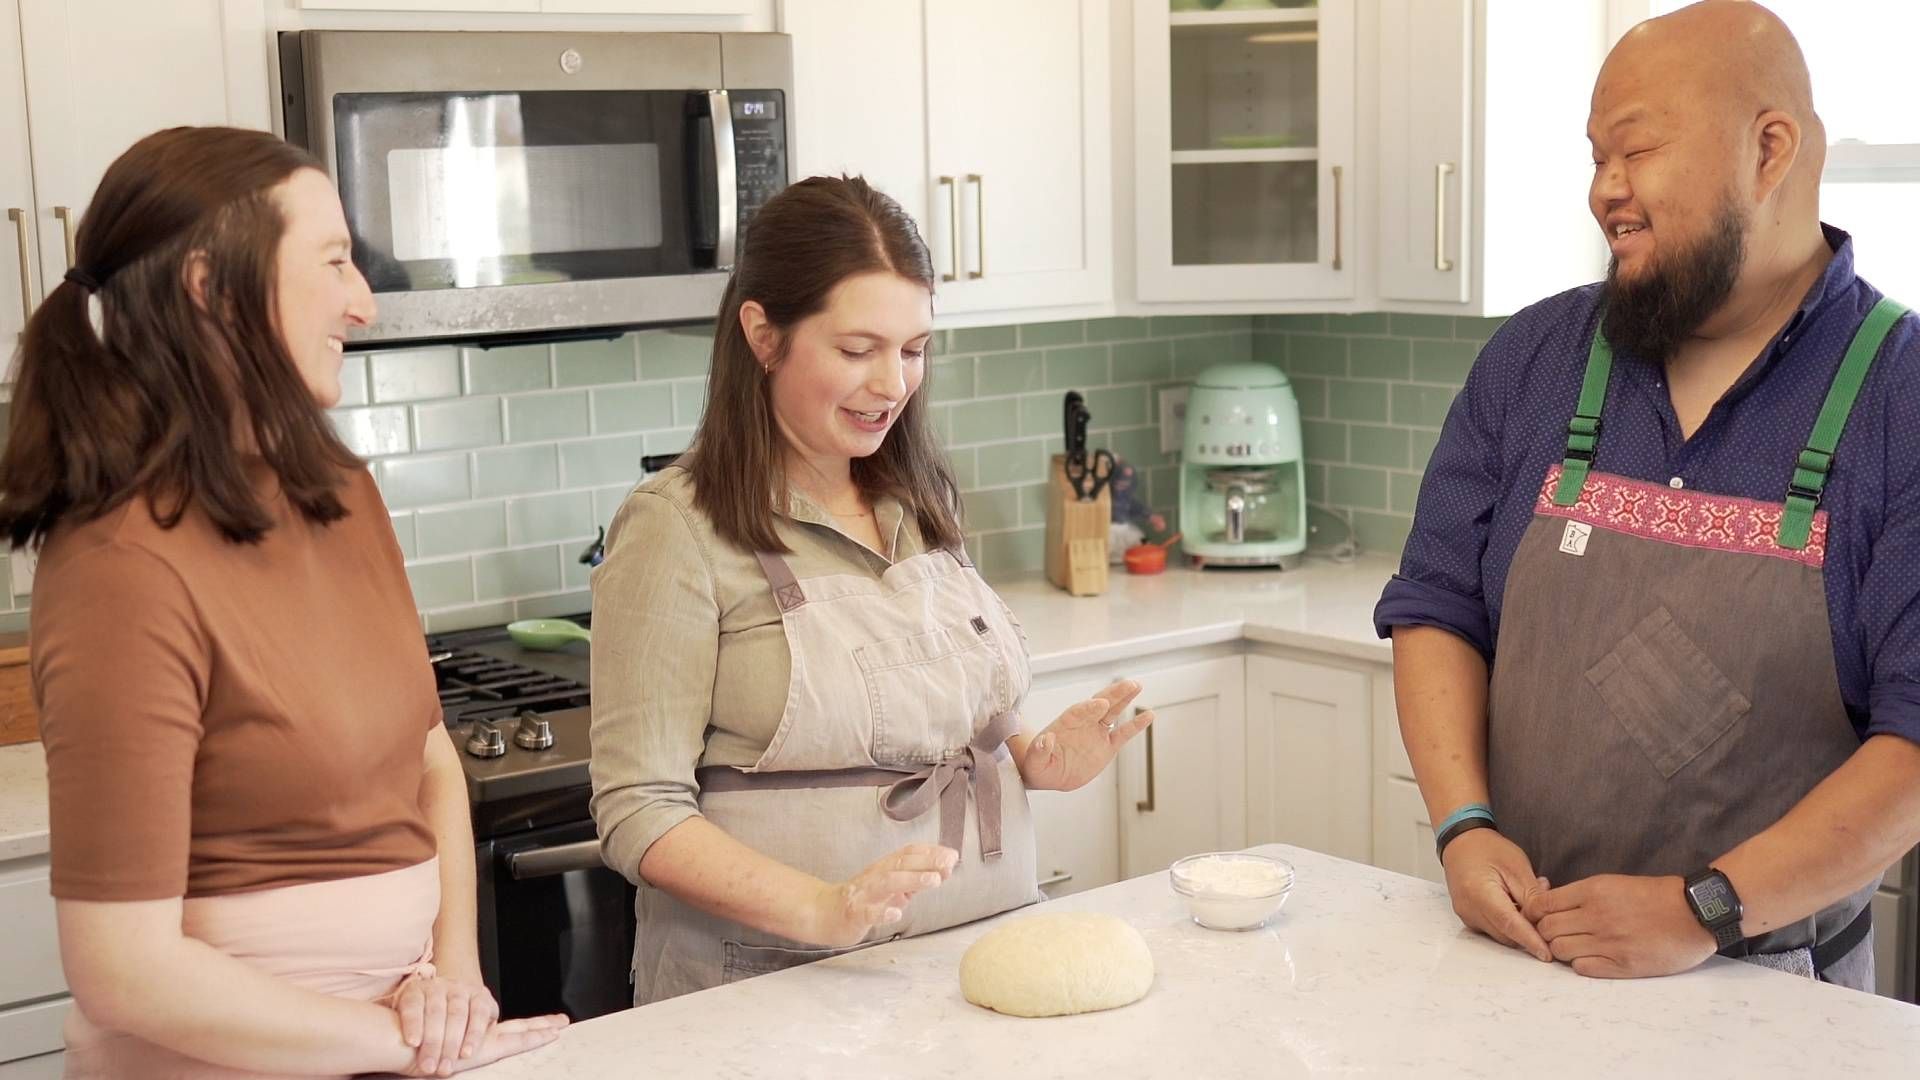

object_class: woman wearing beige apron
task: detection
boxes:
[5,128,564,1078]
[590,177,1154,1005]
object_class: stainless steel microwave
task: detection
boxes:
[278,30,792,348]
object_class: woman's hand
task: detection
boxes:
[804,844,958,948]
[1016,680,1155,793]
[436,1015,571,1074]
[392,974,500,1077]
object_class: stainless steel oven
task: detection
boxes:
[278,30,792,348]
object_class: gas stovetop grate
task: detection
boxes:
[433,646,589,729]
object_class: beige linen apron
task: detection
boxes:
[631,543,1038,1004]
[1487,299,1910,990]
[62,856,440,1079]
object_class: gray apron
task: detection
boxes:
[1487,298,1910,990]
[631,542,1039,1004]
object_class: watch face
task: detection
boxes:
[1691,878,1735,923]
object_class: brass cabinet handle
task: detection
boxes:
[966,173,984,279]
[1331,164,1344,271]
[54,205,76,269]
[938,175,958,282]
[1434,163,1456,272]
[7,208,31,324]
[1135,710,1155,813]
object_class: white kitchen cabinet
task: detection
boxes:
[1244,653,1371,862]
[780,0,928,230]
[1373,0,1609,315]
[0,1,36,354]
[781,0,1112,321]
[922,0,1112,314]
[14,0,266,303]
[1371,774,1443,884]
[1134,0,1358,303]
[1024,674,1122,899]
[0,856,68,1069]
[294,1,760,11]
[1118,655,1246,878]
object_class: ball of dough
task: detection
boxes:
[959,913,1154,1017]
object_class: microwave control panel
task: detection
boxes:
[730,90,789,237]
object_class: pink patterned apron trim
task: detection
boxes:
[1534,464,1830,568]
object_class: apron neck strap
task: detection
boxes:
[1553,328,1615,506]
[1778,296,1910,549]
[754,551,807,611]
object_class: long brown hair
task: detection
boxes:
[685,175,962,554]
[0,126,360,548]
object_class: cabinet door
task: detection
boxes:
[0,857,63,1009]
[778,0,929,230]
[1119,655,1246,878]
[1024,675,1121,898]
[1377,0,1472,303]
[18,0,260,290]
[923,0,1111,313]
[1371,774,1443,884]
[1244,654,1371,863]
[0,0,37,354]
[1134,0,1356,302]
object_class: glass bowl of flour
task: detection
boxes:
[1168,852,1295,931]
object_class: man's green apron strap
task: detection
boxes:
[1554,330,1615,505]
[1777,297,1910,550]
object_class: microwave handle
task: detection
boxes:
[707,90,738,269]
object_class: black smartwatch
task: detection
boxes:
[1683,868,1745,952]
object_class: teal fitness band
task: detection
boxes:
[1434,802,1496,862]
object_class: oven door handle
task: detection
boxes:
[708,89,737,269]
[507,839,608,880]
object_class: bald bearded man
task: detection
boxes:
[1375,0,1920,990]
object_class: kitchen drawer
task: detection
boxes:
[0,997,69,1066]
[0,1050,62,1080]
[0,858,65,1005]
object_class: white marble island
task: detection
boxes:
[464,845,1920,1079]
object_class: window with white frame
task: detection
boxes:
[1646,0,1920,300]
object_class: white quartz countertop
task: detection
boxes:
[0,557,1399,865]
[991,554,1399,674]
[0,741,48,861]
[466,844,1920,1079]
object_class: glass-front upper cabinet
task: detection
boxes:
[1134,0,1355,302]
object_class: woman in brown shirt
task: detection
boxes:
[0,128,564,1077]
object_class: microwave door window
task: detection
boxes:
[333,90,699,292]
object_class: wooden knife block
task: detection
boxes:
[1044,454,1110,596]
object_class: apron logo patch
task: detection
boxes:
[971,616,989,634]
[1559,520,1593,557]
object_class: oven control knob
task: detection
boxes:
[514,712,555,751]
[465,722,507,759]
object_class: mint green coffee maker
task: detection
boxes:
[1179,363,1308,569]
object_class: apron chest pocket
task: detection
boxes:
[856,618,1008,766]
[1584,605,1752,778]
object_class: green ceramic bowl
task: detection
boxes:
[507,618,592,651]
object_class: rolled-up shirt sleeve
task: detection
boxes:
[589,490,721,884]
[1374,324,1516,658]
[1860,404,1920,746]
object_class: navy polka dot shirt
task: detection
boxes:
[1375,226,1920,744]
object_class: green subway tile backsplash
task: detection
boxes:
[462,345,551,395]
[510,392,592,443]
[0,310,1489,636]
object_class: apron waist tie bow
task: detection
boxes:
[697,710,1022,859]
